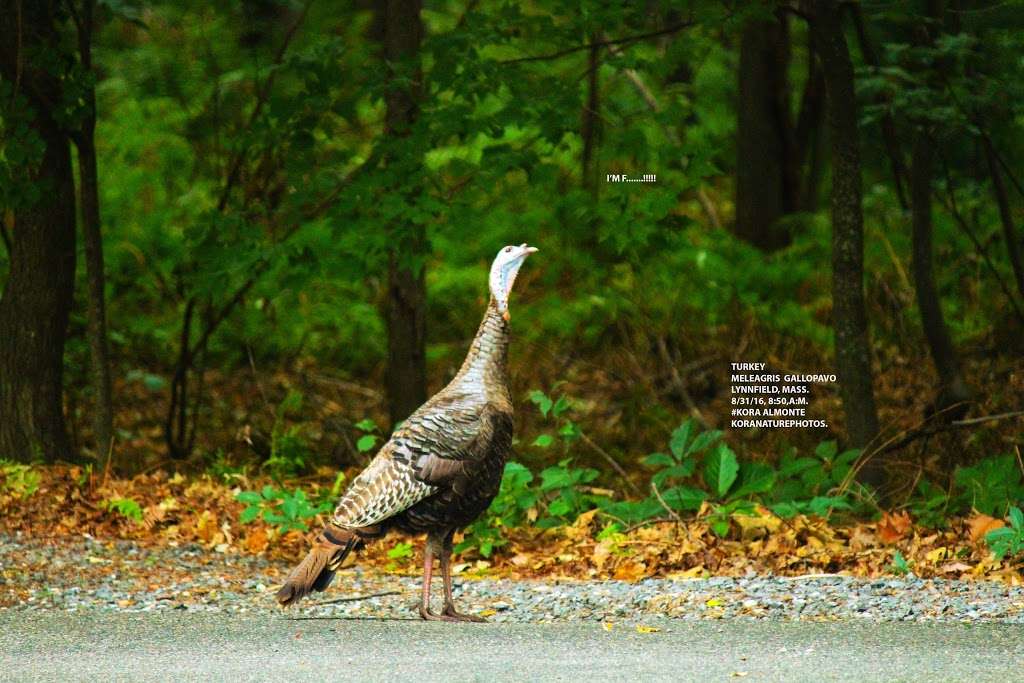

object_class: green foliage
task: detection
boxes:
[537,458,601,527]
[263,391,312,480]
[100,497,143,523]
[764,441,863,519]
[954,455,1024,517]
[985,507,1024,562]
[906,479,953,529]
[703,444,739,498]
[889,550,911,576]
[355,418,379,454]
[387,542,413,560]
[205,450,248,484]
[0,461,41,499]
[235,485,330,534]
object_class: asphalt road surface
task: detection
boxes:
[1,612,1022,682]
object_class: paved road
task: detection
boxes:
[1,612,1022,682]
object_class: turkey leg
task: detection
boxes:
[440,530,486,622]
[419,531,481,622]
[418,539,439,620]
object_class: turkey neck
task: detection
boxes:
[449,297,510,402]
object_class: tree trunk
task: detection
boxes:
[735,12,795,250]
[811,0,883,487]
[0,2,77,463]
[73,0,115,463]
[380,0,427,425]
[911,136,972,417]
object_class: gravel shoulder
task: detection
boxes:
[2,611,1023,682]
[6,534,1024,681]
[3,534,1024,623]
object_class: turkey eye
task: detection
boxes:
[504,247,512,252]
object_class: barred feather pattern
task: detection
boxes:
[276,526,358,606]
[330,300,512,532]
[331,455,437,529]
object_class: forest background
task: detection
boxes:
[1,0,1023,576]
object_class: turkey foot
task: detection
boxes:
[442,605,487,622]
[418,604,484,623]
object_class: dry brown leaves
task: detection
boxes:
[1,466,1021,586]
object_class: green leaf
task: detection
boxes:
[354,418,378,432]
[730,461,776,499]
[356,435,378,453]
[779,455,819,478]
[986,527,1015,545]
[239,506,260,524]
[703,444,739,498]
[1010,506,1024,530]
[807,496,850,517]
[557,421,580,440]
[686,429,723,456]
[235,491,263,505]
[599,498,663,523]
[387,542,413,559]
[330,471,347,496]
[547,497,572,516]
[529,390,553,418]
[532,434,555,448]
[551,396,571,419]
[770,502,799,519]
[539,464,573,491]
[709,518,731,537]
[814,440,838,461]
[669,421,693,458]
[652,461,696,487]
[643,452,675,468]
[890,550,910,575]
[659,485,707,511]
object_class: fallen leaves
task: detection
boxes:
[244,527,270,554]
[968,514,1005,544]
[613,560,647,582]
[1,465,1022,586]
[877,511,913,544]
[732,507,781,541]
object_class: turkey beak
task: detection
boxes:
[502,310,511,322]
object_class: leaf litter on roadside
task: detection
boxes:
[1,464,1023,608]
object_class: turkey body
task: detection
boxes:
[276,245,535,622]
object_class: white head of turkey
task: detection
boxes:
[489,242,538,321]
[277,243,538,621]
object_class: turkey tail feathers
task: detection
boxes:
[276,526,358,607]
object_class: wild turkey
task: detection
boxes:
[276,243,537,621]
